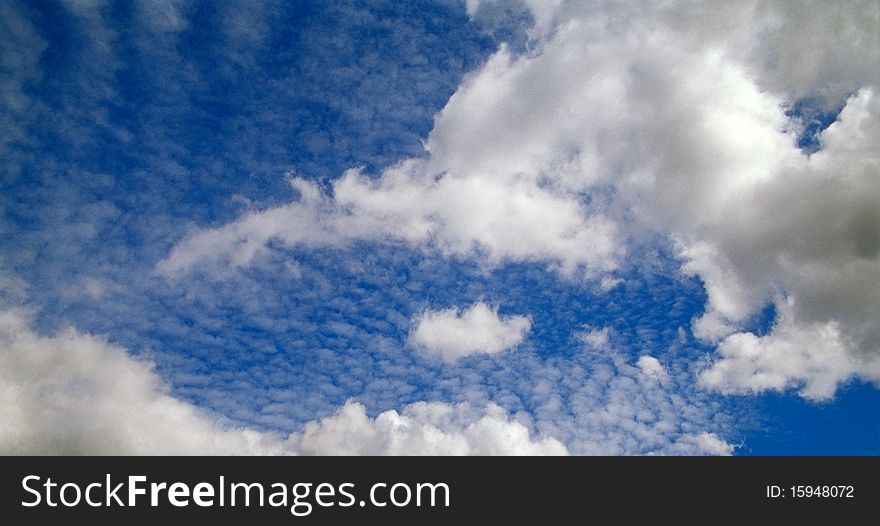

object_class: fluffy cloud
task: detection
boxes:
[698,301,880,401]
[430,0,880,398]
[684,88,880,396]
[669,432,736,456]
[0,303,562,455]
[4,0,766,457]
[0,306,286,455]
[455,2,880,401]
[157,161,620,280]
[408,301,531,362]
[290,400,566,455]
[743,0,880,107]
[636,356,669,384]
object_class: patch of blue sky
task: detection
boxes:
[743,382,880,455]
[786,96,847,154]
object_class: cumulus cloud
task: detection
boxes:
[698,301,880,401]
[467,0,562,41]
[636,356,669,384]
[157,162,620,280]
[670,432,736,456]
[3,0,769,457]
[0,303,561,455]
[745,0,880,108]
[683,88,880,396]
[290,400,566,455]
[0,306,286,455]
[408,301,531,362]
[428,0,880,399]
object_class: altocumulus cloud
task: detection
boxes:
[408,301,531,362]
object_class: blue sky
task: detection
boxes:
[1,0,878,455]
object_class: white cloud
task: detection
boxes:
[464,0,481,17]
[465,0,561,41]
[670,432,736,456]
[683,89,880,396]
[745,0,880,108]
[698,301,880,401]
[408,301,531,362]
[577,326,611,350]
[636,355,669,384]
[157,162,621,280]
[0,306,286,455]
[290,400,567,455]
